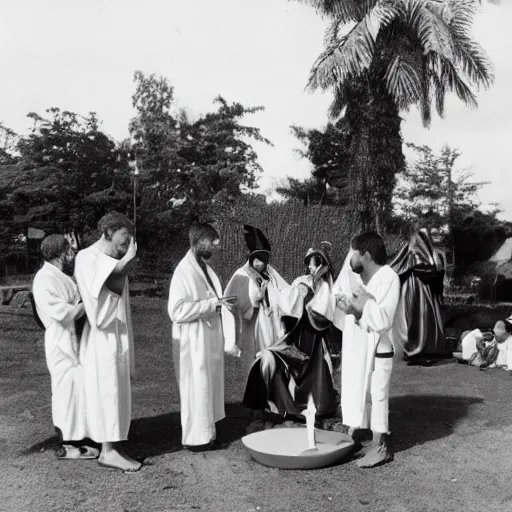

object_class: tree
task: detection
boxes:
[128,71,272,244]
[451,210,510,275]
[282,123,351,206]
[392,142,506,271]
[295,0,494,231]
[394,143,489,233]
[276,176,333,206]
[0,123,18,164]
[0,108,132,244]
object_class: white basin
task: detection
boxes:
[242,427,354,469]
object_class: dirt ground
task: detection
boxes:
[2,297,512,512]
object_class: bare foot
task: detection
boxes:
[98,449,141,472]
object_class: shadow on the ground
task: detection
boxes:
[23,435,100,455]
[390,394,484,453]
[23,403,252,462]
[128,402,251,460]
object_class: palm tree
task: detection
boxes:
[296,0,494,232]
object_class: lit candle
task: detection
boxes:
[302,394,317,451]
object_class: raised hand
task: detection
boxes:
[122,237,137,262]
[257,280,269,301]
[335,293,350,310]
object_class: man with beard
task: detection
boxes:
[168,223,236,450]
[74,212,140,472]
[33,234,98,460]
[333,232,400,468]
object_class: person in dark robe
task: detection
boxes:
[390,229,451,365]
[243,242,338,420]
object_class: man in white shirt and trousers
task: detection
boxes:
[33,234,98,460]
[168,223,237,451]
[334,232,401,468]
[74,212,141,472]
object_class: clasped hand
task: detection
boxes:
[336,285,374,319]
[219,296,237,311]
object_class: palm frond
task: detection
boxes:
[444,0,494,87]
[453,36,494,88]
[308,2,399,90]
[439,57,478,108]
[444,0,478,32]
[328,82,351,118]
[405,0,455,61]
[429,57,447,118]
[292,0,379,21]
[384,49,424,110]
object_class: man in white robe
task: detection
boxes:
[33,234,98,460]
[168,223,236,450]
[224,225,289,375]
[333,232,400,468]
[74,212,140,472]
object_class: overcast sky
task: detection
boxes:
[1,0,510,219]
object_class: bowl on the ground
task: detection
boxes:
[242,427,354,469]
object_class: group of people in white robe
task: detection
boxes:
[33,212,141,472]
[33,214,403,472]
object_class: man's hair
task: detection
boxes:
[40,234,69,262]
[351,231,387,265]
[98,211,134,239]
[496,319,512,334]
[188,223,219,247]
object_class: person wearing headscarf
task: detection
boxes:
[243,242,338,420]
[224,225,290,374]
[389,229,450,364]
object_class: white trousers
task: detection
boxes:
[367,356,393,434]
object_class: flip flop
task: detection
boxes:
[97,459,142,473]
[57,445,100,460]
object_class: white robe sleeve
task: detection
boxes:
[33,283,76,324]
[76,251,120,329]
[507,339,512,370]
[358,275,400,334]
[33,273,79,364]
[277,279,305,319]
[168,272,218,323]
[462,329,482,360]
[332,249,360,331]
[248,279,263,308]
